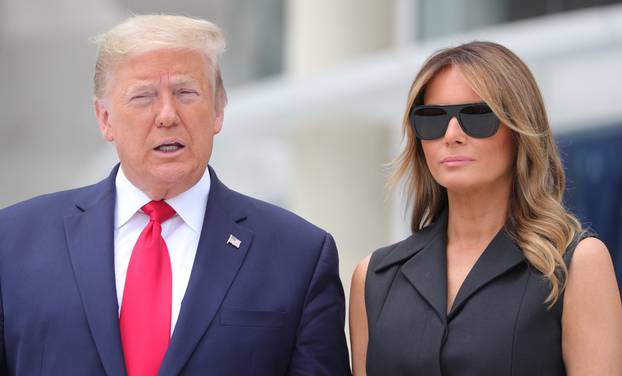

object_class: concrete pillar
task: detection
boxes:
[286,0,396,77]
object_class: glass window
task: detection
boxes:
[557,125,622,291]
[417,0,622,41]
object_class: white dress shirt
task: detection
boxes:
[113,166,210,334]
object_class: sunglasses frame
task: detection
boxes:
[409,102,500,140]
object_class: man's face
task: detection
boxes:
[94,49,223,198]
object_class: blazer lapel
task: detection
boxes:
[158,167,254,376]
[447,228,525,320]
[374,210,449,322]
[64,166,126,376]
[374,209,526,323]
[400,229,448,322]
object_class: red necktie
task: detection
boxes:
[120,200,176,376]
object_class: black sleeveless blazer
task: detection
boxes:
[365,210,589,376]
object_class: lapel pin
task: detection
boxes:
[226,234,241,249]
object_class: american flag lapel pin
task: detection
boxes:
[226,234,241,249]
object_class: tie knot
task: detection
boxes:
[142,200,176,223]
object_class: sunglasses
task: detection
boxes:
[409,102,500,140]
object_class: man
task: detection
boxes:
[0,15,350,375]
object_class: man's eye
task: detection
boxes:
[130,93,154,102]
[178,89,198,96]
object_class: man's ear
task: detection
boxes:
[94,98,114,142]
[213,106,224,135]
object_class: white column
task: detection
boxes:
[286,0,396,76]
[284,1,399,328]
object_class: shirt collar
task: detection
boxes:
[114,166,211,233]
[165,168,211,233]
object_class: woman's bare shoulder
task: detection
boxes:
[352,254,372,285]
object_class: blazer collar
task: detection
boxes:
[373,210,449,273]
[73,164,119,212]
[373,209,525,322]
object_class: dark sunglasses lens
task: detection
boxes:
[459,105,499,138]
[412,107,448,140]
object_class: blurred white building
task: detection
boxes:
[2,0,622,302]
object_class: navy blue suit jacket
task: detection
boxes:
[0,166,350,375]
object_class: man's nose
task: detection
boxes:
[155,92,180,128]
[443,116,466,144]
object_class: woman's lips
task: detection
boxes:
[441,156,474,166]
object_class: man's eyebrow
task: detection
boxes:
[169,75,200,86]
[124,82,158,95]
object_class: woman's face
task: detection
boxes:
[420,65,516,194]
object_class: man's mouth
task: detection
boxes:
[154,142,185,153]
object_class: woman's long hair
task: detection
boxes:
[392,41,583,306]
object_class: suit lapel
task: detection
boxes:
[64,166,126,376]
[400,226,448,322]
[374,210,449,322]
[158,167,254,376]
[375,209,526,323]
[447,229,525,320]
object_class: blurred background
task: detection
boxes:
[1,0,621,310]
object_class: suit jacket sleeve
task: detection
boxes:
[287,233,351,375]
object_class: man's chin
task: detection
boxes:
[148,164,204,196]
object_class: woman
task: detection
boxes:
[349,41,622,375]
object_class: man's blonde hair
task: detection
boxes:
[92,14,227,108]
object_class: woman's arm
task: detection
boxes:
[349,255,371,376]
[562,237,622,375]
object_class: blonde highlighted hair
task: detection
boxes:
[92,14,227,108]
[392,41,583,306]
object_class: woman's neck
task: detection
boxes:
[445,182,511,249]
